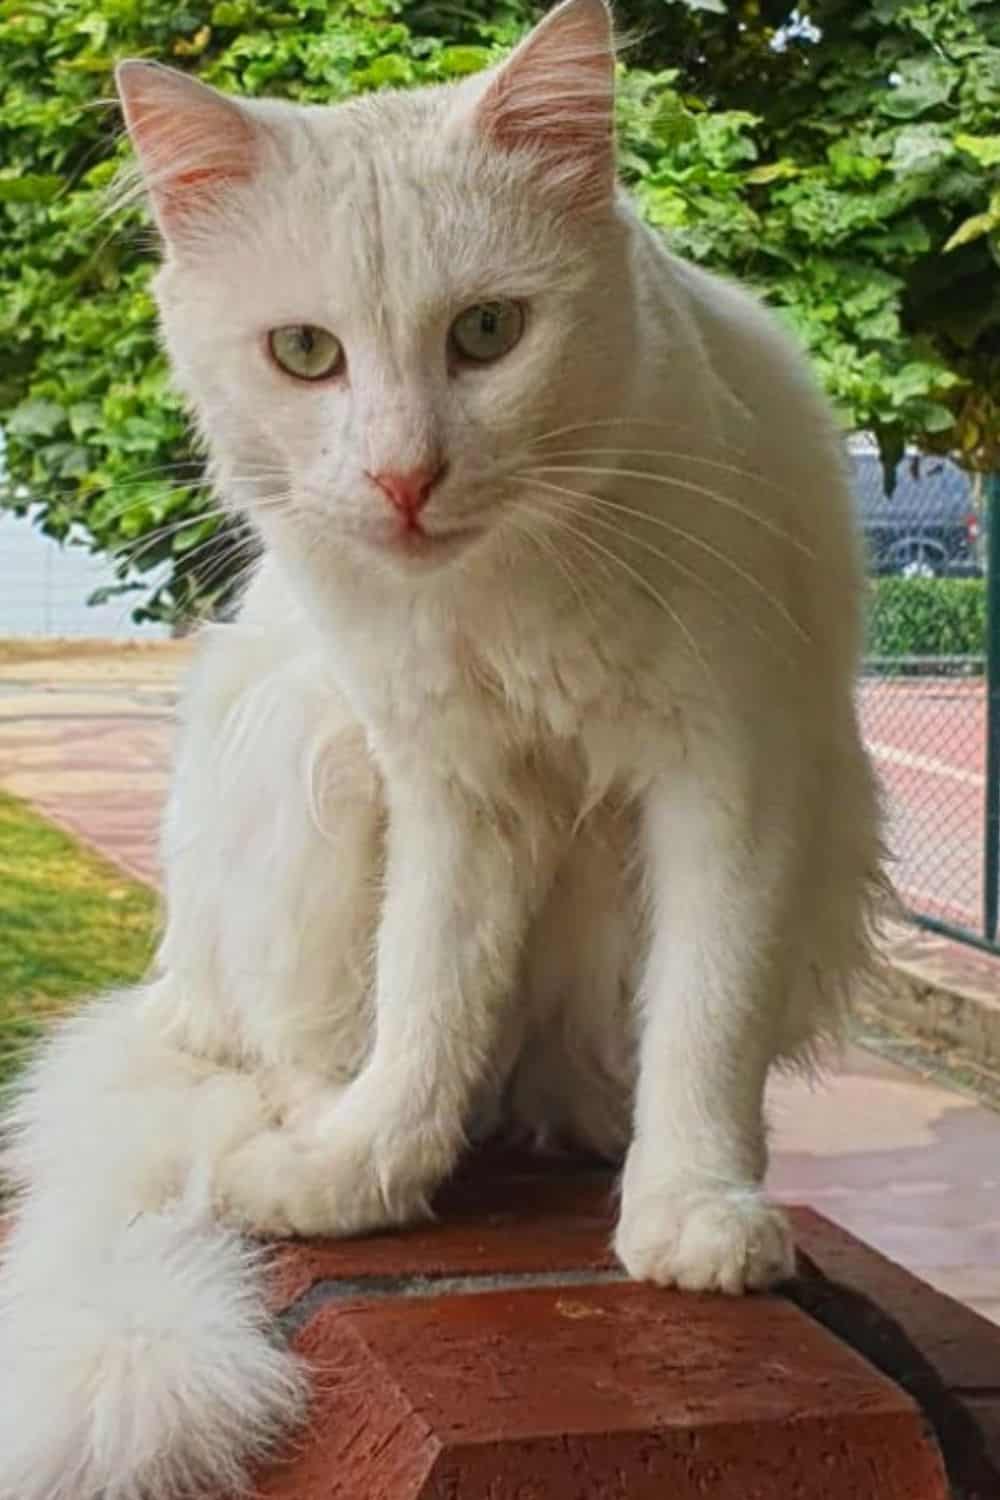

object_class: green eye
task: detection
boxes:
[268,324,343,381]
[450,300,524,364]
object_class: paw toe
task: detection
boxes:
[616,1187,794,1295]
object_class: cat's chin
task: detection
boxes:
[360,522,486,571]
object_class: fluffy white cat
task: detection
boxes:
[0,2,884,1495]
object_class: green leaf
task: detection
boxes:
[954,134,1000,169]
[68,402,102,439]
[647,95,697,150]
[211,1,248,22]
[890,126,952,175]
[745,160,800,186]
[352,53,414,89]
[944,209,1000,252]
[437,45,491,77]
[827,139,884,185]
[909,399,955,434]
[0,174,63,203]
[6,399,65,439]
[880,61,956,121]
[172,518,221,552]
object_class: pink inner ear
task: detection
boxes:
[475,0,615,206]
[163,163,248,207]
[483,74,610,156]
[117,64,257,228]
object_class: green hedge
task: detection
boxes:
[867,577,987,661]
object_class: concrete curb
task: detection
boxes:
[863,921,1000,1103]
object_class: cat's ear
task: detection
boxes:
[115,61,258,238]
[473,0,616,208]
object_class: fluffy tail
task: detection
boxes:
[0,993,308,1500]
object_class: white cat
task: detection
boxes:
[0,2,884,1496]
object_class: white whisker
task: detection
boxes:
[524,487,793,664]
[524,461,815,560]
[112,509,231,561]
[524,475,810,646]
[526,414,753,457]
[515,498,718,697]
[89,470,289,532]
[507,508,606,635]
[528,446,814,541]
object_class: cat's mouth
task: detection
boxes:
[365,516,487,566]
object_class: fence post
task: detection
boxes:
[985,473,1000,943]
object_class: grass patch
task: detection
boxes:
[0,791,158,1086]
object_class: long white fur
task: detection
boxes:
[0,1,884,1495]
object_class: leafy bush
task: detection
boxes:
[867,576,987,661]
[2,0,1000,621]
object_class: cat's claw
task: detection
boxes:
[615,1184,795,1294]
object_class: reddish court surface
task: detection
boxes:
[858,675,987,933]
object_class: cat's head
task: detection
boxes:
[117,0,638,581]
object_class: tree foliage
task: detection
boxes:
[1,0,999,621]
[620,0,1000,476]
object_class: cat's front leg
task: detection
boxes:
[615,758,797,1293]
[219,766,556,1238]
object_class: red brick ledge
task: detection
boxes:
[243,1150,1000,1498]
[790,1208,1000,1498]
[7,1149,991,1496]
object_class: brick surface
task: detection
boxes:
[789,1204,1000,1499]
[792,1205,1000,1393]
[259,1282,946,1500]
[965,1398,1000,1471]
[5,1150,980,1495]
[253,1157,969,1498]
[268,1153,617,1310]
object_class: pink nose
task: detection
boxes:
[368,464,445,522]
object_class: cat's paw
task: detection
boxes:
[213,1127,402,1238]
[615,1183,794,1294]
[214,1069,462,1240]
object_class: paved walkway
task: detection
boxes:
[0,641,186,884]
[1,640,998,1326]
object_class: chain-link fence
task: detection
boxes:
[852,437,999,952]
